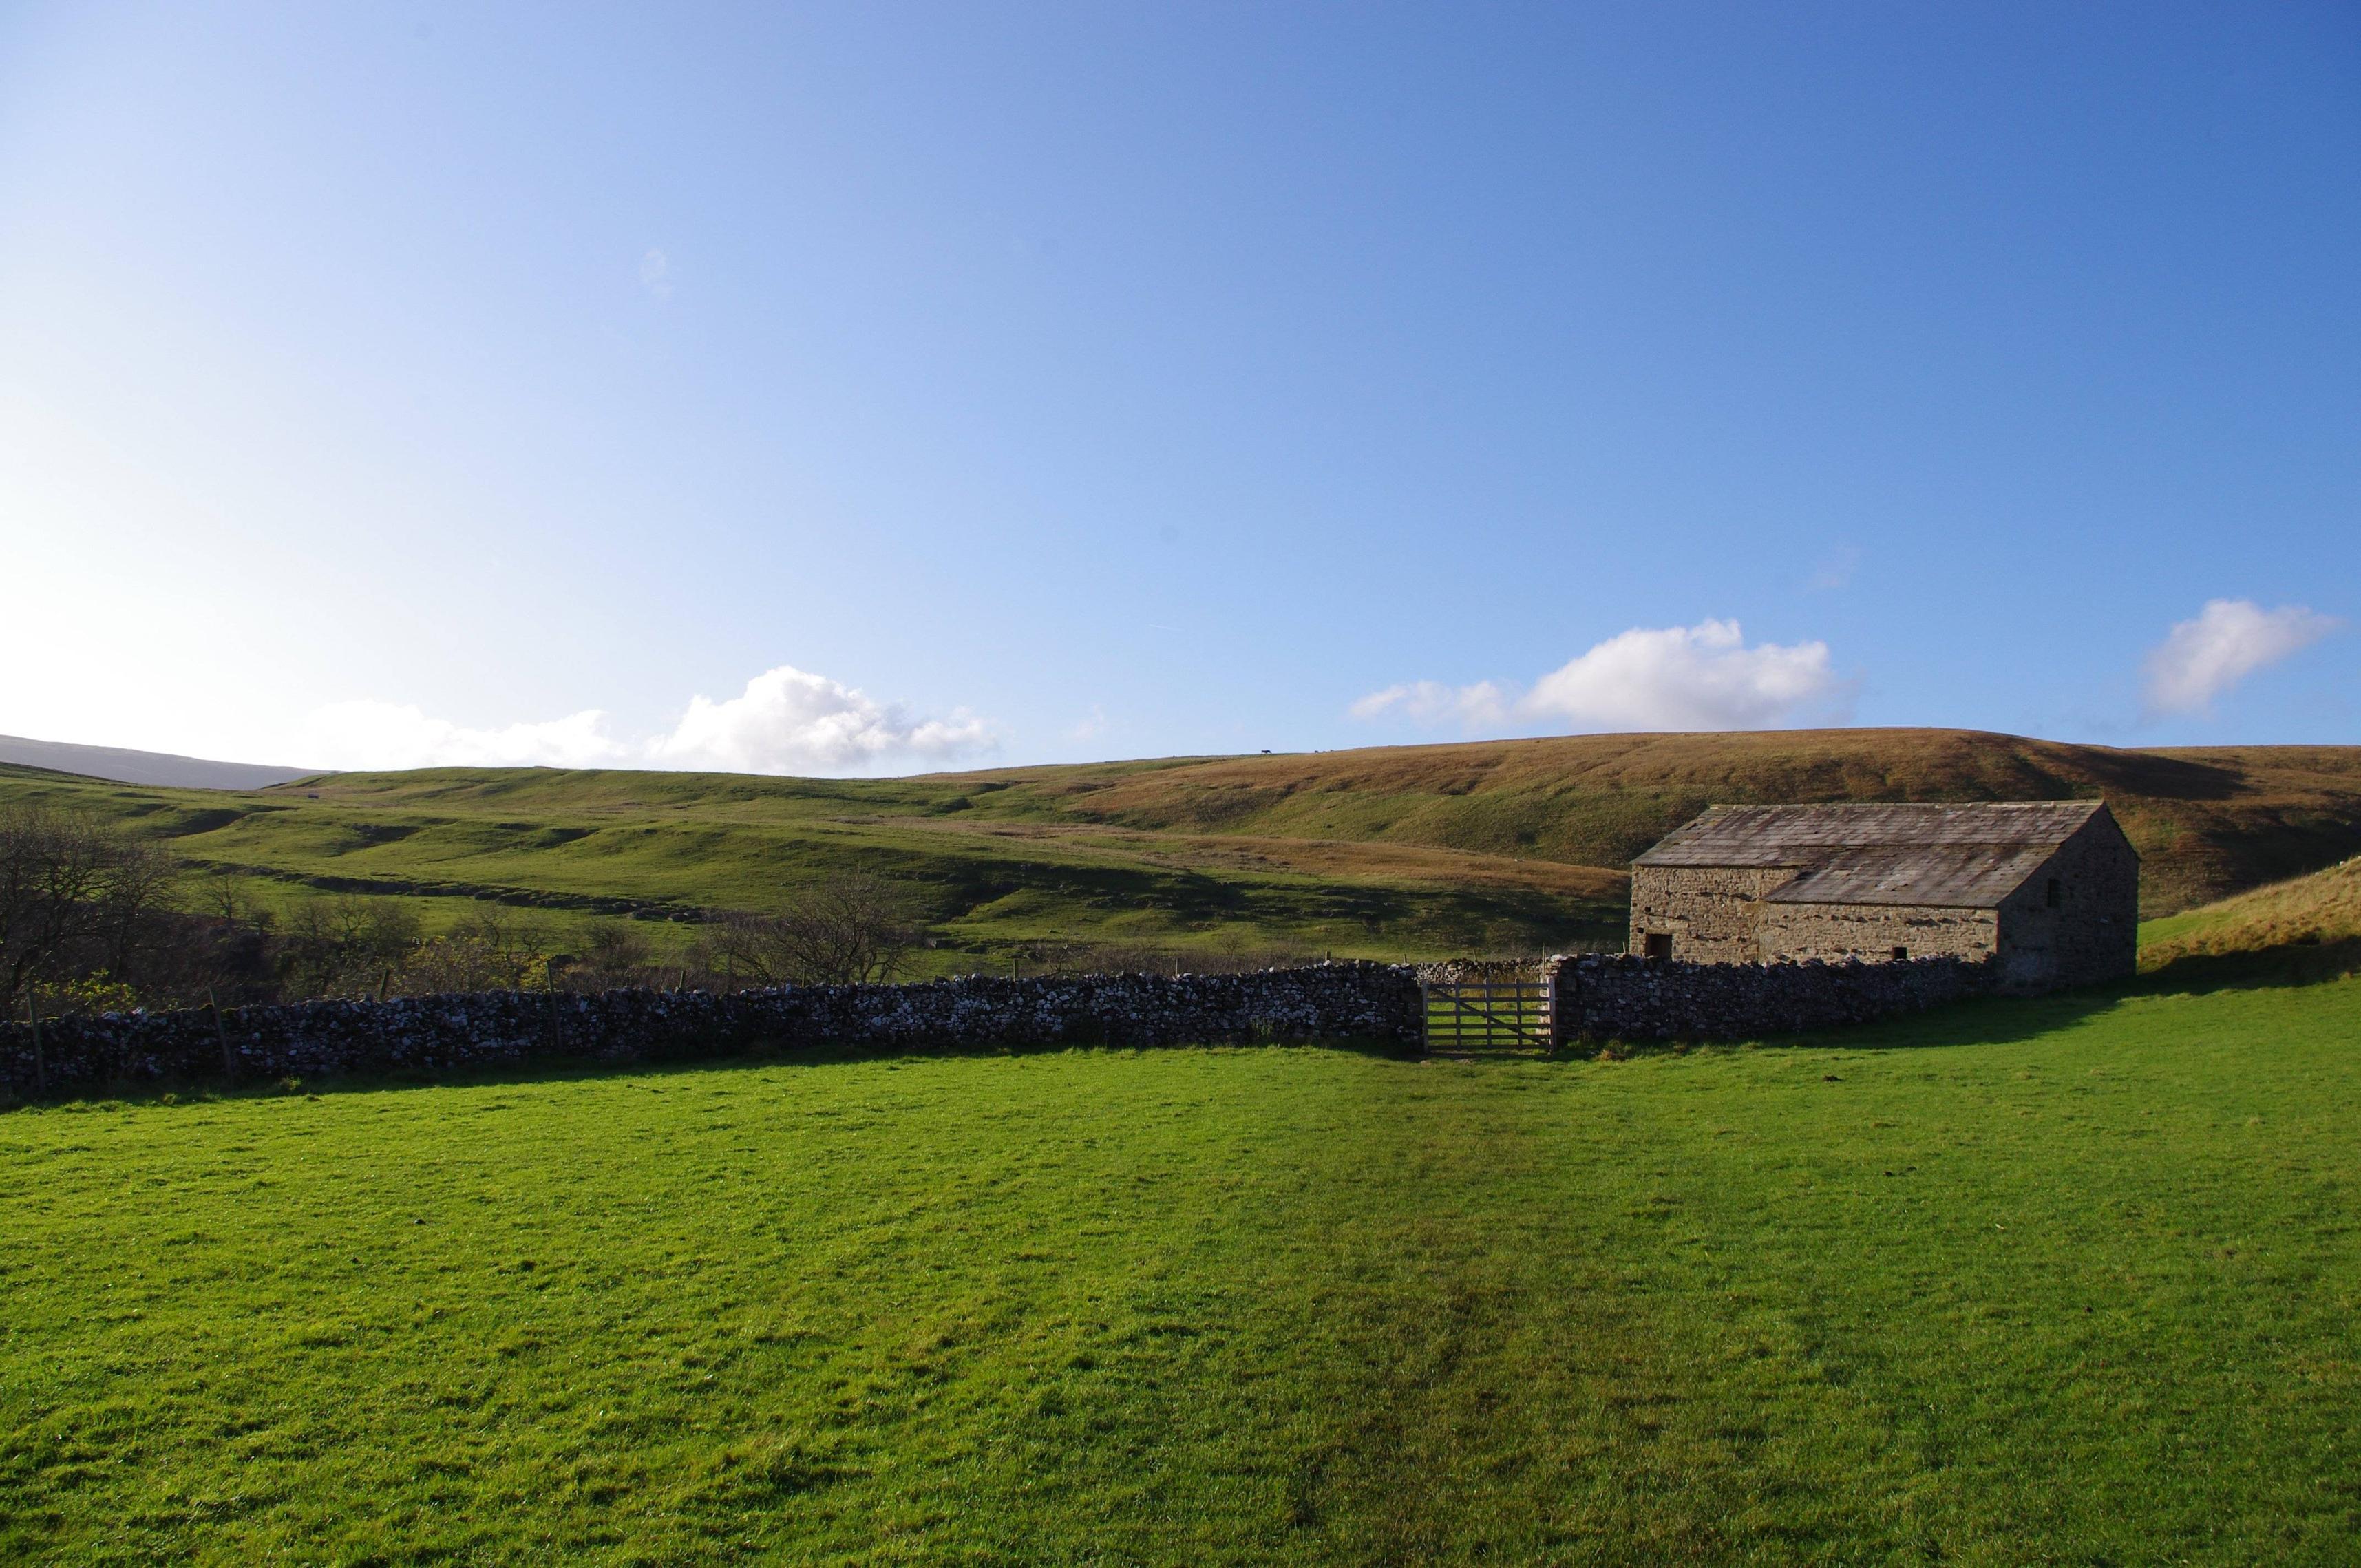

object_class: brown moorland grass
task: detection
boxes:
[1019,729,2361,915]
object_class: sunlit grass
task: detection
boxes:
[6,974,2360,1562]
[2142,854,2361,972]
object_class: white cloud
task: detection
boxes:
[648,666,995,773]
[1523,619,1850,730]
[1351,619,1853,735]
[2142,599,2339,718]
[1348,680,1510,730]
[299,665,997,774]
[639,247,672,300]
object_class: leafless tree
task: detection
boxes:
[391,907,551,996]
[281,899,353,997]
[89,838,178,983]
[275,896,423,998]
[0,806,180,1012]
[353,902,424,997]
[715,873,922,986]
[567,922,654,989]
[199,868,275,934]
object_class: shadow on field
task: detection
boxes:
[2133,937,2361,996]
[750,1032,1428,1071]
[1789,989,2131,1055]
[14,1031,1432,1111]
[1730,937,2361,1059]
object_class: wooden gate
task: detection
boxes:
[1421,972,1556,1055]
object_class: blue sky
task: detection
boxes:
[2,2,2355,773]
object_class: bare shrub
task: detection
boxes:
[198,869,273,933]
[109,905,279,1010]
[279,897,423,999]
[562,922,656,990]
[396,908,551,995]
[715,873,922,986]
[352,902,423,997]
[0,806,181,1013]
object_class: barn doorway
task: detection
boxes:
[1644,932,1673,962]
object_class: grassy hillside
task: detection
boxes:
[0,762,1627,965]
[2141,853,2361,978]
[3,727,2357,966]
[6,974,2360,1562]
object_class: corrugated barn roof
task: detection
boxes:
[1633,801,2110,909]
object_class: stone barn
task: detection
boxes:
[1628,801,2139,992]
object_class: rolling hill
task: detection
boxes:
[3,727,2358,964]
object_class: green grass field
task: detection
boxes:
[8,968,2358,1564]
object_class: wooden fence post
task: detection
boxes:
[28,994,44,1096]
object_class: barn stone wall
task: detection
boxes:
[1627,867,1797,962]
[1994,822,2140,990]
[1756,902,1997,966]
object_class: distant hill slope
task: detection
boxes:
[1011,729,2361,914]
[0,734,317,791]
[1,728,2355,960]
[289,726,2361,915]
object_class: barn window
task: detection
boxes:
[1892,946,1909,962]
[1644,933,1673,962]
[2046,878,2062,908]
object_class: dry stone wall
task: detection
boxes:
[0,963,1423,1100]
[1549,952,1989,1043]
[0,952,2008,1099]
